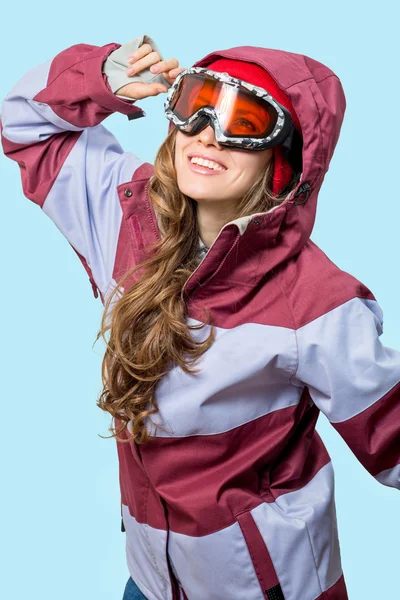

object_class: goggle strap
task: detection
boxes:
[282,128,303,174]
[281,123,295,152]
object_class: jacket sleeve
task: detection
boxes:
[290,295,400,490]
[0,40,158,301]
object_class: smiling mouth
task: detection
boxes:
[187,156,227,175]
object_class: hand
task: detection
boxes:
[116,43,186,100]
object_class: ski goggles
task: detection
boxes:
[164,67,296,152]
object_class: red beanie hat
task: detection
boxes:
[199,58,302,196]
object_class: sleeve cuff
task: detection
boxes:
[83,42,145,118]
[102,34,171,100]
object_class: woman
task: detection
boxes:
[1,34,399,600]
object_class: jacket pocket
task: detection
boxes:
[236,510,285,600]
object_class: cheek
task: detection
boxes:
[176,152,186,176]
[240,153,272,179]
[238,158,261,181]
[174,140,186,170]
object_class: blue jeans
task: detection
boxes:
[122,576,148,600]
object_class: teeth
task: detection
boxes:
[190,157,225,171]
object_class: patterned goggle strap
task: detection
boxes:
[164,67,294,151]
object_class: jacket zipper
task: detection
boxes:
[132,442,180,599]
[160,497,182,600]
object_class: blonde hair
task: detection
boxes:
[94,127,299,444]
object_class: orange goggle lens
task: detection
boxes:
[170,73,278,138]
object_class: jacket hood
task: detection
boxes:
[169,45,346,284]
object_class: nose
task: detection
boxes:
[196,124,223,148]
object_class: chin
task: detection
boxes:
[179,184,216,203]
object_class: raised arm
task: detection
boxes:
[0,35,171,301]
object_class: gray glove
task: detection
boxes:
[103,34,171,101]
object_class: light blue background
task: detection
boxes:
[1,1,398,598]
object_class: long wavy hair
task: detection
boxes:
[94,126,301,445]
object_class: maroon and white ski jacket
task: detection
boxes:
[1,39,399,600]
